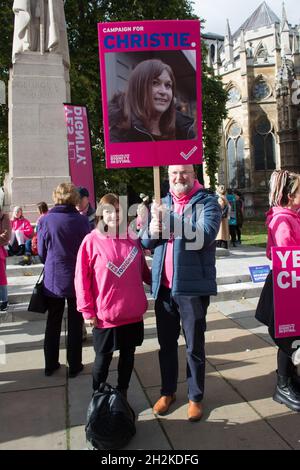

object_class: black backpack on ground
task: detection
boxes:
[85,382,136,450]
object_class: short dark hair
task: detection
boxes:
[37,202,48,214]
[78,187,89,198]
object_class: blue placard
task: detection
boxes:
[249,265,271,283]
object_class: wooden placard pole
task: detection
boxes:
[153,166,161,205]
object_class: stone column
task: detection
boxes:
[4,52,71,220]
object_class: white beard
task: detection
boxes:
[170,182,192,195]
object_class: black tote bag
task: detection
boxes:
[27,269,48,314]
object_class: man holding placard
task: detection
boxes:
[142,164,221,421]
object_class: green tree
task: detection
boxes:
[64,0,197,199]
[0,1,14,183]
[0,0,227,194]
[201,44,228,189]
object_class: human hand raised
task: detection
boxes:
[85,317,98,328]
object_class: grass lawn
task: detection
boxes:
[241,220,267,247]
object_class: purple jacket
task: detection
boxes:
[38,205,90,298]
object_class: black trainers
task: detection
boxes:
[0,301,8,312]
[16,244,25,256]
[18,256,32,266]
[7,245,15,257]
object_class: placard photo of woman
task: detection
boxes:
[106,52,197,143]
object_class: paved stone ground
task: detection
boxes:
[0,245,299,450]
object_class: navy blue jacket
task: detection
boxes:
[141,190,221,299]
[38,205,90,298]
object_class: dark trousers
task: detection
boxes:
[92,328,135,391]
[277,348,295,377]
[44,296,83,372]
[229,225,237,243]
[236,226,242,242]
[155,286,209,402]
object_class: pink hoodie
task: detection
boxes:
[266,206,300,259]
[75,229,150,328]
[11,217,33,239]
[162,180,204,288]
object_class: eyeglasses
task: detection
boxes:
[169,171,195,178]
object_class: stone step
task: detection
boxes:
[7,264,43,277]
[145,281,263,307]
[5,282,263,323]
[216,281,263,302]
[6,255,41,266]
[7,281,262,307]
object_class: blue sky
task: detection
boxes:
[192,0,299,35]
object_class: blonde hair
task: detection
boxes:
[52,182,80,206]
[269,170,300,207]
[12,206,22,219]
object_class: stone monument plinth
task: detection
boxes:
[4,52,70,220]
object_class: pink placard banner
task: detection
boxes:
[272,246,300,338]
[98,20,202,169]
[63,104,95,206]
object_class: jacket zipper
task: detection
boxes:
[134,126,155,141]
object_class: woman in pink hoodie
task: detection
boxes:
[256,170,300,412]
[8,206,33,256]
[75,193,150,397]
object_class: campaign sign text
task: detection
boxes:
[272,246,300,338]
[98,20,202,169]
[64,104,95,206]
[249,265,270,283]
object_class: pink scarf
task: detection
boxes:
[170,180,204,215]
[162,180,204,288]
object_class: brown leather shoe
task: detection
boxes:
[153,394,176,415]
[188,400,203,422]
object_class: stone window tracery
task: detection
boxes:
[252,77,271,100]
[226,122,245,188]
[253,118,276,171]
[227,86,241,105]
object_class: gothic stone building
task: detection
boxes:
[203,1,300,216]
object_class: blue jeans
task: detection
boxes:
[0,285,8,303]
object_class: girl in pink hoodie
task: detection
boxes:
[257,170,300,412]
[75,193,150,396]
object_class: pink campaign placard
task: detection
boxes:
[272,246,300,338]
[64,104,95,206]
[98,20,202,169]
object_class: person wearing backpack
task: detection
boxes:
[75,193,151,398]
